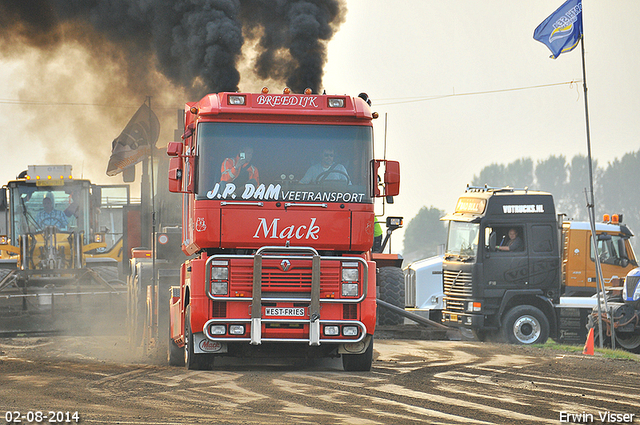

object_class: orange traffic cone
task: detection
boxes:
[583,327,595,356]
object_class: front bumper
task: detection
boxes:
[442,310,484,328]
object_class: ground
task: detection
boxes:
[1,333,640,424]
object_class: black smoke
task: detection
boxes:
[0,0,345,96]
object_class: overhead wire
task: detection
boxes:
[375,80,581,106]
[0,80,582,109]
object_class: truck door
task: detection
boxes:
[483,225,528,288]
[528,223,559,290]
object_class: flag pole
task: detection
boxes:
[580,36,608,348]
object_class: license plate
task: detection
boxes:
[450,314,458,322]
[265,307,305,317]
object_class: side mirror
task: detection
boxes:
[167,142,184,157]
[168,157,184,193]
[371,159,400,198]
[489,232,496,252]
[384,160,400,197]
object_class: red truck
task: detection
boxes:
[166,89,400,370]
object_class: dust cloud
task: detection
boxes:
[0,0,346,184]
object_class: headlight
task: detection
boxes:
[211,281,228,295]
[229,325,245,335]
[342,268,359,281]
[634,283,640,301]
[211,267,228,280]
[324,325,340,336]
[209,325,226,335]
[228,95,246,105]
[343,326,359,336]
[342,283,359,297]
[342,263,359,282]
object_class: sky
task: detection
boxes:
[0,0,638,255]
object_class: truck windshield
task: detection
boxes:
[591,234,637,266]
[445,221,480,259]
[196,122,373,203]
[10,181,91,244]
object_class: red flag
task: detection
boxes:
[106,103,160,176]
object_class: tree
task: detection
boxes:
[471,158,533,189]
[402,206,447,264]
[505,158,534,189]
[471,163,505,187]
[459,152,640,254]
[597,151,640,255]
[534,155,568,213]
[564,154,597,220]
[534,155,567,193]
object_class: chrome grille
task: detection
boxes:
[229,259,341,294]
[443,270,473,297]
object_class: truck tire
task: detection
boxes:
[377,267,405,326]
[614,333,640,353]
[501,305,549,345]
[168,338,184,366]
[184,305,211,370]
[168,310,184,366]
[342,336,373,371]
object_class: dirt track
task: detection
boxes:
[1,335,640,424]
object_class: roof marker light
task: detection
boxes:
[189,106,198,114]
[228,95,246,105]
[283,87,291,94]
[328,98,345,108]
[304,88,312,95]
[262,86,269,94]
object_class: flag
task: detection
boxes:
[533,0,583,59]
[106,103,160,176]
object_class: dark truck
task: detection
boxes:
[441,186,637,345]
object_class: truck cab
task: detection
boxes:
[563,218,636,296]
[166,90,400,370]
[441,186,636,345]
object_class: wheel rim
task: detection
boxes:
[513,315,541,344]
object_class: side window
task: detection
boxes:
[489,226,525,252]
[531,225,553,253]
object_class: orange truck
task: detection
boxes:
[440,186,637,345]
[165,90,401,370]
